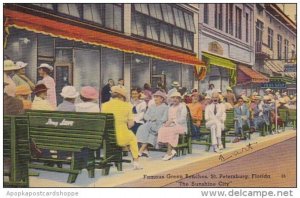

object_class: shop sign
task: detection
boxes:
[284,64,296,72]
[261,81,286,89]
[208,41,224,56]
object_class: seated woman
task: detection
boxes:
[102,86,141,170]
[136,91,168,157]
[157,91,187,160]
[31,84,54,111]
[130,88,147,134]
[187,91,202,140]
[76,86,100,112]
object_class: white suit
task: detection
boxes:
[205,103,226,145]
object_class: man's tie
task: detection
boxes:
[214,104,217,115]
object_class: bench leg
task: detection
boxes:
[115,162,122,171]
[101,166,110,176]
[87,149,95,178]
[67,152,79,183]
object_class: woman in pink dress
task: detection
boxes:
[157,91,187,161]
[37,63,57,108]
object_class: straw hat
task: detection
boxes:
[111,86,127,99]
[60,86,79,99]
[38,63,53,71]
[265,88,272,92]
[15,85,32,96]
[226,86,232,91]
[279,98,286,104]
[16,61,28,70]
[169,91,182,98]
[34,84,48,94]
[241,95,249,102]
[153,90,167,100]
[252,92,258,96]
[171,81,180,87]
[4,60,19,71]
[80,86,99,100]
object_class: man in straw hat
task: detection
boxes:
[31,84,54,111]
[13,61,35,91]
[233,96,250,143]
[136,90,168,158]
[102,86,141,169]
[4,60,19,97]
[57,86,79,112]
[37,63,57,108]
[204,92,226,153]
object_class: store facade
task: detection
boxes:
[4,4,205,104]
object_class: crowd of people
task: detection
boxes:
[3,59,297,170]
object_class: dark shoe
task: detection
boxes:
[57,163,63,168]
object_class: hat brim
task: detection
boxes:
[38,66,54,71]
[34,88,48,94]
[4,66,19,71]
[153,94,166,100]
[17,63,28,69]
[61,92,79,98]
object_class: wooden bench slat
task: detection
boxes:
[30,131,103,141]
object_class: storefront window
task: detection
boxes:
[57,4,81,18]
[152,59,181,90]
[146,18,159,41]
[131,55,150,88]
[101,48,124,87]
[173,27,183,48]
[105,4,123,32]
[181,64,194,91]
[148,4,163,20]
[131,12,146,37]
[38,34,54,57]
[161,4,175,25]
[160,24,171,44]
[183,32,193,50]
[83,4,103,25]
[4,28,37,83]
[74,48,100,91]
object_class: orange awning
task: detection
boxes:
[4,8,206,79]
[237,65,269,85]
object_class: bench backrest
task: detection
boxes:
[288,109,296,120]
[4,115,30,186]
[26,111,113,152]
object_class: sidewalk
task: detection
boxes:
[29,129,296,187]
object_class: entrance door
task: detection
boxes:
[54,62,73,105]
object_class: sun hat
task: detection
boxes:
[111,86,127,99]
[171,81,180,87]
[252,92,258,96]
[4,60,19,71]
[226,86,232,91]
[37,63,54,71]
[241,95,249,102]
[170,91,182,98]
[279,98,286,104]
[265,88,272,92]
[60,86,79,99]
[15,85,32,95]
[153,90,167,100]
[80,86,99,100]
[16,61,28,70]
[282,92,287,96]
[34,84,48,94]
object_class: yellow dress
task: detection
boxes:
[102,98,139,158]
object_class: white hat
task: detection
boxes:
[38,63,53,71]
[215,89,222,93]
[60,86,79,98]
[170,91,182,98]
[226,86,232,91]
[171,81,180,87]
[282,92,287,96]
[4,60,19,71]
[265,88,272,92]
[16,61,28,69]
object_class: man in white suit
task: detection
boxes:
[205,92,226,153]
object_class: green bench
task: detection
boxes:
[26,111,123,183]
[288,109,296,129]
[4,115,30,188]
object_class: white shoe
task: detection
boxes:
[133,162,142,170]
[213,148,221,153]
[162,154,173,161]
[218,144,224,150]
[171,149,177,156]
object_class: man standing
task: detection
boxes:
[13,61,35,91]
[101,79,114,103]
[37,63,57,108]
[205,92,226,153]
[233,97,250,143]
[224,86,236,106]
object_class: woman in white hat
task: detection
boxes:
[12,61,35,91]
[4,60,19,97]
[37,63,57,108]
[157,91,187,160]
[57,86,79,112]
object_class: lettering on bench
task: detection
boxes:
[45,118,74,127]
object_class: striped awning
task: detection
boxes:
[237,65,269,85]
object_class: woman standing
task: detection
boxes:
[102,86,141,170]
[37,63,57,108]
[157,91,187,160]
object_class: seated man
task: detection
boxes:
[251,96,264,131]
[187,91,202,140]
[205,92,226,153]
[262,96,275,131]
[233,97,250,143]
